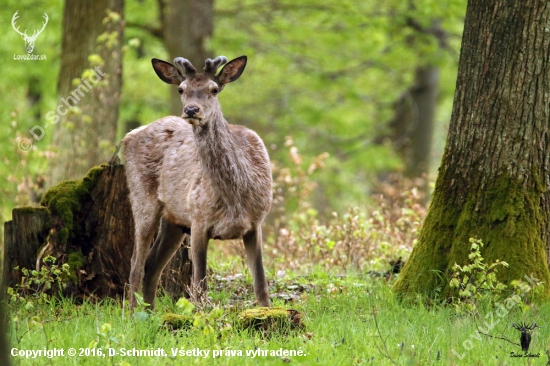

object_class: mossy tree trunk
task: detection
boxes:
[394,0,550,298]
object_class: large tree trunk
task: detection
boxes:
[48,0,124,186]
[394,0,550,297]
[4,161,192,302]
[159,0,214,115]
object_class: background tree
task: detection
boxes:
[375,19,448,198]
[394,0,550,298]
[160,0,213,116]
[385,65,439,180]
[123,0,214,124]
[48,0,124,186]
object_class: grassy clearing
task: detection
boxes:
[5,175,549,365]
[7,271,550,366]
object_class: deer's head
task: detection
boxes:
[151,56,247,127]
[11,11,49,54]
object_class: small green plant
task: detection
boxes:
[162,298,232,336]
[88,323,114,355]
[191,306,231,336]
[449,238,508,314]
[7,255,71,308]
[508,277,544,312]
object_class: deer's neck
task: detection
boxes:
[193,117,251,208]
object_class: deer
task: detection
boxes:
[512,322,539,352]
[11,11,49,53]
[122,55,272,310]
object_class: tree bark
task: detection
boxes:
[387,65,439,178]
[48,0,124,186]
[3,207,51,288]
[394,0,550,298]
[159,0,214,115]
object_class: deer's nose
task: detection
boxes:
[184,106,200,118]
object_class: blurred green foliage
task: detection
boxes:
[1,0,467,235]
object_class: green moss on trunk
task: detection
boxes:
[66,251,85,282]
[40,164,108,247]
[394,173,550,300]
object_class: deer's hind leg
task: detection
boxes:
[143,217,185,308]
[123,130,167,309]
[128,198,162,309]
[125,157,162,308]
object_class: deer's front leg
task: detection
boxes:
[243,227,270,307]
[190,223,209,300]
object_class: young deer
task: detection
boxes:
[123,56,272,309]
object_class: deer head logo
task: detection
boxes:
[11,11,48,54]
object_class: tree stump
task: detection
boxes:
[2,159,192,302]
[3,207,51,292]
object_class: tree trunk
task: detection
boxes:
[3,207,51,288]
[48,0,124,186]
[405,66,438,178]
[387,65,439,178]
[4,161,192,302]
[394,0,550,298]
[159,0,214,115]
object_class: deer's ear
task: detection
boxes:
[152,58,184,85]
[217,56,247,85]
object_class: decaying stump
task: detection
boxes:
[2,159,192,302]
[3,207,51,290]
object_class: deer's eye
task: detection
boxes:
[211,88,219,96]
[178,87,184,94]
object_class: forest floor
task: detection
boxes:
[5,183,550,365]
[6,259,550,366]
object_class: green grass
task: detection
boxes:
[6,274,550,365]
